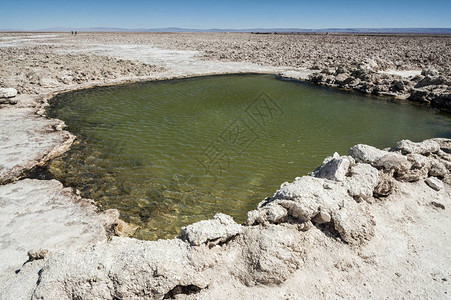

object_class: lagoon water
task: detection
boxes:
[47,74,451,239]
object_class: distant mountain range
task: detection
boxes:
[2,27,451,34]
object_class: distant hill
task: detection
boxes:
[2,27,451,34]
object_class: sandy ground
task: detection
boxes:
[0,32,450,299]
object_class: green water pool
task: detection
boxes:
[46,74,451,240]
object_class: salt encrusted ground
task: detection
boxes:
[0,33,450,300]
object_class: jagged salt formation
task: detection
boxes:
[247,138,450,247]
[2,138,448,300]
[309,60,451,110]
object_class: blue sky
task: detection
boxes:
[1,0,450,30]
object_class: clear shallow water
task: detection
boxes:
[46,74,451,240]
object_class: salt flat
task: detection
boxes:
[0,32,450,299]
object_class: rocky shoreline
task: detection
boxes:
[307,61,451,110]
[1,33,450,299]
[2,138,450,299]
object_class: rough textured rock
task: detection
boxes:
[181,213,242,246]
[396,167,429,182]
[0,87,17,98]
[2,174,447,300]
[236,225,304,285]
[31,237,211,300]
[428,160,448,177]
[432,138,451,152]
[310,152,380,201]
[349,144,412,177]
[247,175,375,245]
[349,140,451,185]
[310,152,353,181]
[415,75,446,88]
[407,153,430,169]
[375,154,411,176]
[334,73,350,85]
[0,87,18,104]
[344,163,379,202]
[373,171,395,197]
[443,174,451,185]
[348,144,388,165]
[396,139,441,154]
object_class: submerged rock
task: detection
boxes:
[114,220,140,237]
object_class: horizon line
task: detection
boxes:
[2,26,451,30]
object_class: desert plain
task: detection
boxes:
[0,32,450,299]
